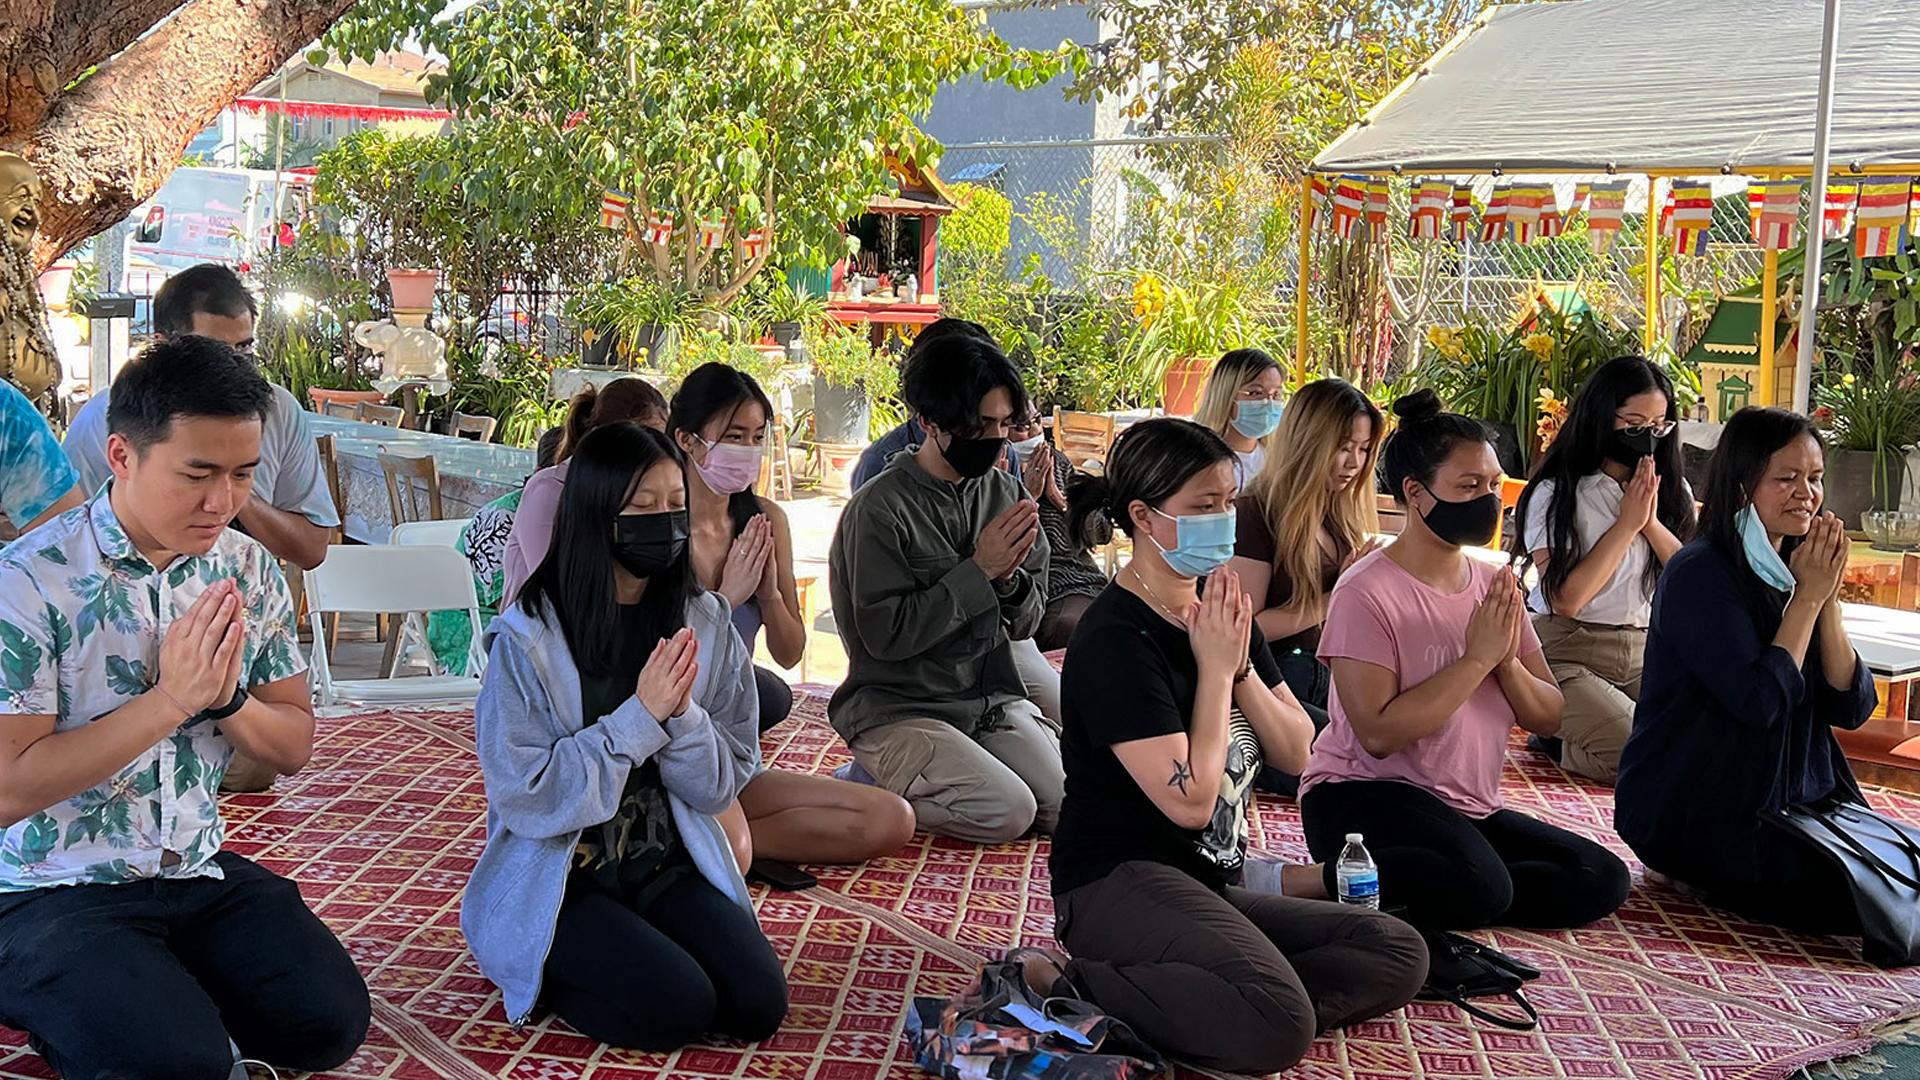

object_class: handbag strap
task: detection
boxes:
[1807,804,1920,891]
[1428,985,1541,1032]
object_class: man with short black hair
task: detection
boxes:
[64,263,338,571]
[828,330,1063,844]
[0,336,369,1077]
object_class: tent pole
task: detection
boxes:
[1294,178,1312,384]
[1643,178,1659,353]
[1759,249,1780,406]
[1793,0,1842,414]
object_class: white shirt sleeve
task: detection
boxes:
[1521,478,1556,554]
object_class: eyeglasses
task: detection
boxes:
[1237,387,1285,401]
[1616,420,1676,439]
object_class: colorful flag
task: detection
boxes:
[1657,184,1675,239]
[1363,180,1392,243]
[1669,180,1714,256]
[599,191,630,230]
[642,211,676,247]
[1307,176,1331,233]
[1449,184,1474,242]
[1585,180,1630,253]
[1332,176,1366,239]
[1747,184,1766,235]
[1537,186,1565,239]
[1855,177,1911,258]
[1409,179,1450,240]
[1573,183,1593,211]
[738,227,769,262]
[1823,181,1860,240]
[1479,184,1511,244]
[1506,183,1545,244]
[1752,180,1802,250]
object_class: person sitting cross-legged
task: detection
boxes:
[827,330,1062,844]
[0,336,369,1078]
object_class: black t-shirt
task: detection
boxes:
[1050,583,1283,896]
[577,603,685,903]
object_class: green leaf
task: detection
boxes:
[0,619,42,696]
[104,655,148,697]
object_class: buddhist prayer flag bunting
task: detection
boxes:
[1307,176,1331,233]
[1585,181,1630,253]
[1747,185,1766,235]
[1363,180,1392,243]
[1449,184,1474,242]
[1752,180,1802,250]
[1823,181,1860,240]
[1506,183,1546,244]
[1657,185,1675,239]
[1332,176,1366,239]
[1480,184,1511,243]
[1573,183,1593,211]
[1537,186,1565,239]
[738,227,769,261]
[1669,181,1714,256]
[598,191,630,230]
[1855,178,1911,258]
[698,218,728,251]
[1409,179,1450,240]
[641,210,676,247]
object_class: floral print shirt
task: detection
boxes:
[0,492,306,892]
[0,378,77,529]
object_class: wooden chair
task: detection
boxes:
[449,412,498,442]
[299,434,354,648]
[761,414,795,501]
[380,452,444,527]
[1491,476,1528,550]
[358,402,403,428]
[1053,408,1118,471]
[322,400,360,420]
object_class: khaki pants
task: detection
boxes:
[849,700,1063,844]
[1532,614,1644,785]
[219,751,278,794]
[1010,637,1062,733]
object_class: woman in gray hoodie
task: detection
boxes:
[463,421,786,1048]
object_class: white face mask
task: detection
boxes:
[1010,435,1045,455]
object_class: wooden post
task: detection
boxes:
[1294,178,1313,384]
[1643,177,1660,353]
[918,214,938,303]
[1758,249,1781,405]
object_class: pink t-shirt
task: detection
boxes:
[1300,549,1543,819]
[502,459,569,606]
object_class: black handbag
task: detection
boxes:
[1415,930,1542,1031]
[1769,798,1920,968]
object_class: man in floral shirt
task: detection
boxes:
[0,337,367,1076]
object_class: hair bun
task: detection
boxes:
[1392,388,1444,422]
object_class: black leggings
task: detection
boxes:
[543,867,788,1050]
[1301,779,1630,932]
[755,665,794,733]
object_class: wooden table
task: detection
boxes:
[310,415,535,543]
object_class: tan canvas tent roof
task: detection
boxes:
[1311,0,1920,176]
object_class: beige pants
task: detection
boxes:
[849,699,1064,845]
[1011,637,1062,733]
[1532,614,1644,785]
[220,750,278,794]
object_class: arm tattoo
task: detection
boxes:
[1167,759,1193,796]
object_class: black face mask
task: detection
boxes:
[611,509,688,579]
[1417,488,1502,547]
[1607,427,1659,465]
[939,431,1007,480]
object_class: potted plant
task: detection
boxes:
[807,321,881,445]
[757,273,828,348]
[567,278,698,368]
[386,268,439,313]
[1813,334,1920,529]
[1119,272,1252,415]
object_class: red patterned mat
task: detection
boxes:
[3,692,1918,1080]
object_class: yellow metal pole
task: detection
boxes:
[1643,178,1660,353]
[1295,178,1314,384]
[1758,249,1780,406]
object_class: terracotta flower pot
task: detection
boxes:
[386,268,439,313]
[1161,355,1213,417]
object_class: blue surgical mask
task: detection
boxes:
[1737,504,1796,593]
[1231,399,1284,440]
[1148,506,1237,579]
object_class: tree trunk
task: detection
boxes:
[21,0,361,271]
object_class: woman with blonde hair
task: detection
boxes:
[1192,348,1286,488]
[1229,378,1383,713]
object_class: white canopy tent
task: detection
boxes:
[1300,0,1920,406]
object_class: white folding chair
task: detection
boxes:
[305,544,486,707]
[383,518,474,673]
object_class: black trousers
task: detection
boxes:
[754,664,794,733]
[1301,779,1630,931]
[0,851,370,1080]
[1253,647,1331,797]
[1055,860,1428,1077]
[543,866,788,1050]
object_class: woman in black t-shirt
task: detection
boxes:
[1043,419,1427,1078]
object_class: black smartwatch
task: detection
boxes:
[204,685,249,721]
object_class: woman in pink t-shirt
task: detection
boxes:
[1298,390,1629,932]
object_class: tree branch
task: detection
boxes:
[27,0,360,269]
[51,0,194,84]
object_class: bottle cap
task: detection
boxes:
[1345,833,1364,844]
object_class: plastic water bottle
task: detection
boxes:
[1335,833,1380,908]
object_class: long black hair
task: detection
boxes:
[1379,389,1492,504]
[519,422,692,676]
[668,361,775,538]
[1066,418,1235,542]
[1511,356,1697,600]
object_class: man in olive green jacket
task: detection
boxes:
[828,332,1059,844]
